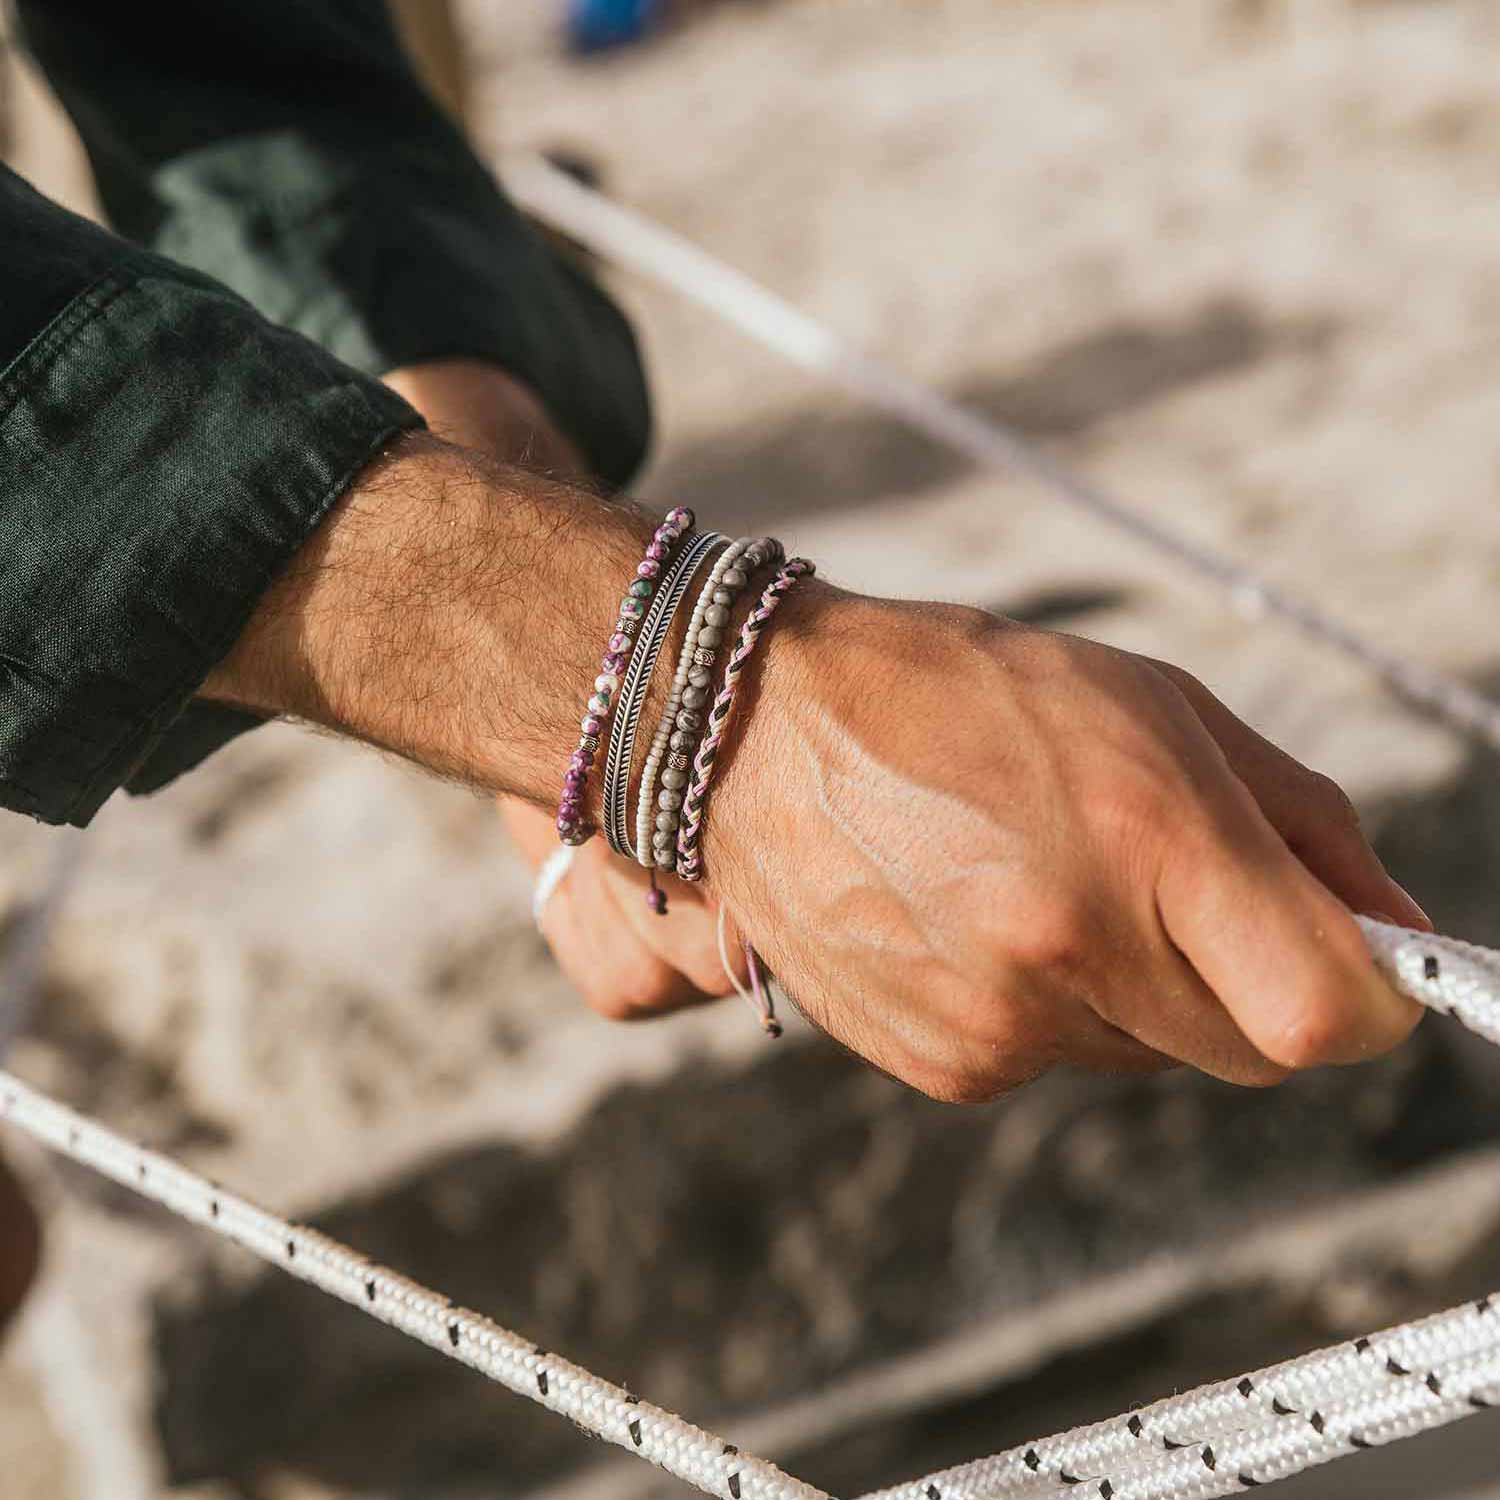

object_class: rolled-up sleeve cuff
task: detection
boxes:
[0,266,422,826]
[153,133,652,489]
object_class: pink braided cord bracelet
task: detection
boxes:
[675,557,815,880]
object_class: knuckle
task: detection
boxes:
[909,1058,1039,1105]
[1308,771,1361,829]
[1006,898,1093,977]
[907,990,1053,1103]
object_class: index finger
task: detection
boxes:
[1150,662,1431,933]
[1155,781,1423,1071]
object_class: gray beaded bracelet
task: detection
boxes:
[601,530,726,857]
[635,536,753,870]
[636,535,782,908]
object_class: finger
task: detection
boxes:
[1277,786,1431,932]
[1065,1007,1181,1078]
[1157,784,1423,1071]
[1082,912,1291,1086]
[542,861,718,1019]
[607,867,741,999]
[1156,665,1431,932]
[606,867,739,999]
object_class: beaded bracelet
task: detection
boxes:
[600,530,726,856]
[634,535,752,873]
[636,536,782,896]
[556,506,694,846]
[675,557,816,880]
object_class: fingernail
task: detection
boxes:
[1382,876,1433,932]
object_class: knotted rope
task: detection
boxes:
[3,917,1500,1500]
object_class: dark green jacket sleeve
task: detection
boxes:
[12,1,651,818]
[0,165,422,826]
[18,0,651,490]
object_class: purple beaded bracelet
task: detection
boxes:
[675,557,815,880]
[556,507,695,845]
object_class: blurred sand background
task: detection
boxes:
[6,1,1500,1496]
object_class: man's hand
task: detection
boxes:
[706,590,1429,1100]
[203,435,1427,1099]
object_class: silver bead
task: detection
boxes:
[681,685,708,709]
[687,665,712,689]
[693,647,716,667]
[658,789,684,811]
[578,734,600,752]
[656,810,680,833]
[712,588,733,607]
[661,768,688,790]
[703,605,729,628]
[667,752,690,771]
[669,729,694,752]
[676,709,703,732]
[697,627,723,649]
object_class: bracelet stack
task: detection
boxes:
[553,504,816,1036]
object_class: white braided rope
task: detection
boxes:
[0,1064,828,1500]
[1,918,1499,1500]
[855,919,1500,1500]
[501,156,1500,753]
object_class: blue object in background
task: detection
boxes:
[567,0,663,54]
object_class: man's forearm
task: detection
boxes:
[203,433,656,812]
[203,424,1427,1105]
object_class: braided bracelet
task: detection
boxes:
[601,530,726,855]
[635,536,782,895]
[676,558,815,881]
[556,506,694,846]
[635,536,753,875]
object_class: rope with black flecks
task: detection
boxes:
[675,557,814,881]
[5,918,1500,1500]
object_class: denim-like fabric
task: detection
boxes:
[0,170,421,825]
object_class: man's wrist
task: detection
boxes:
[200,426,837,870]
[202,432,659,811]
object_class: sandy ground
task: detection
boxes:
[6,1,1500,1496]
